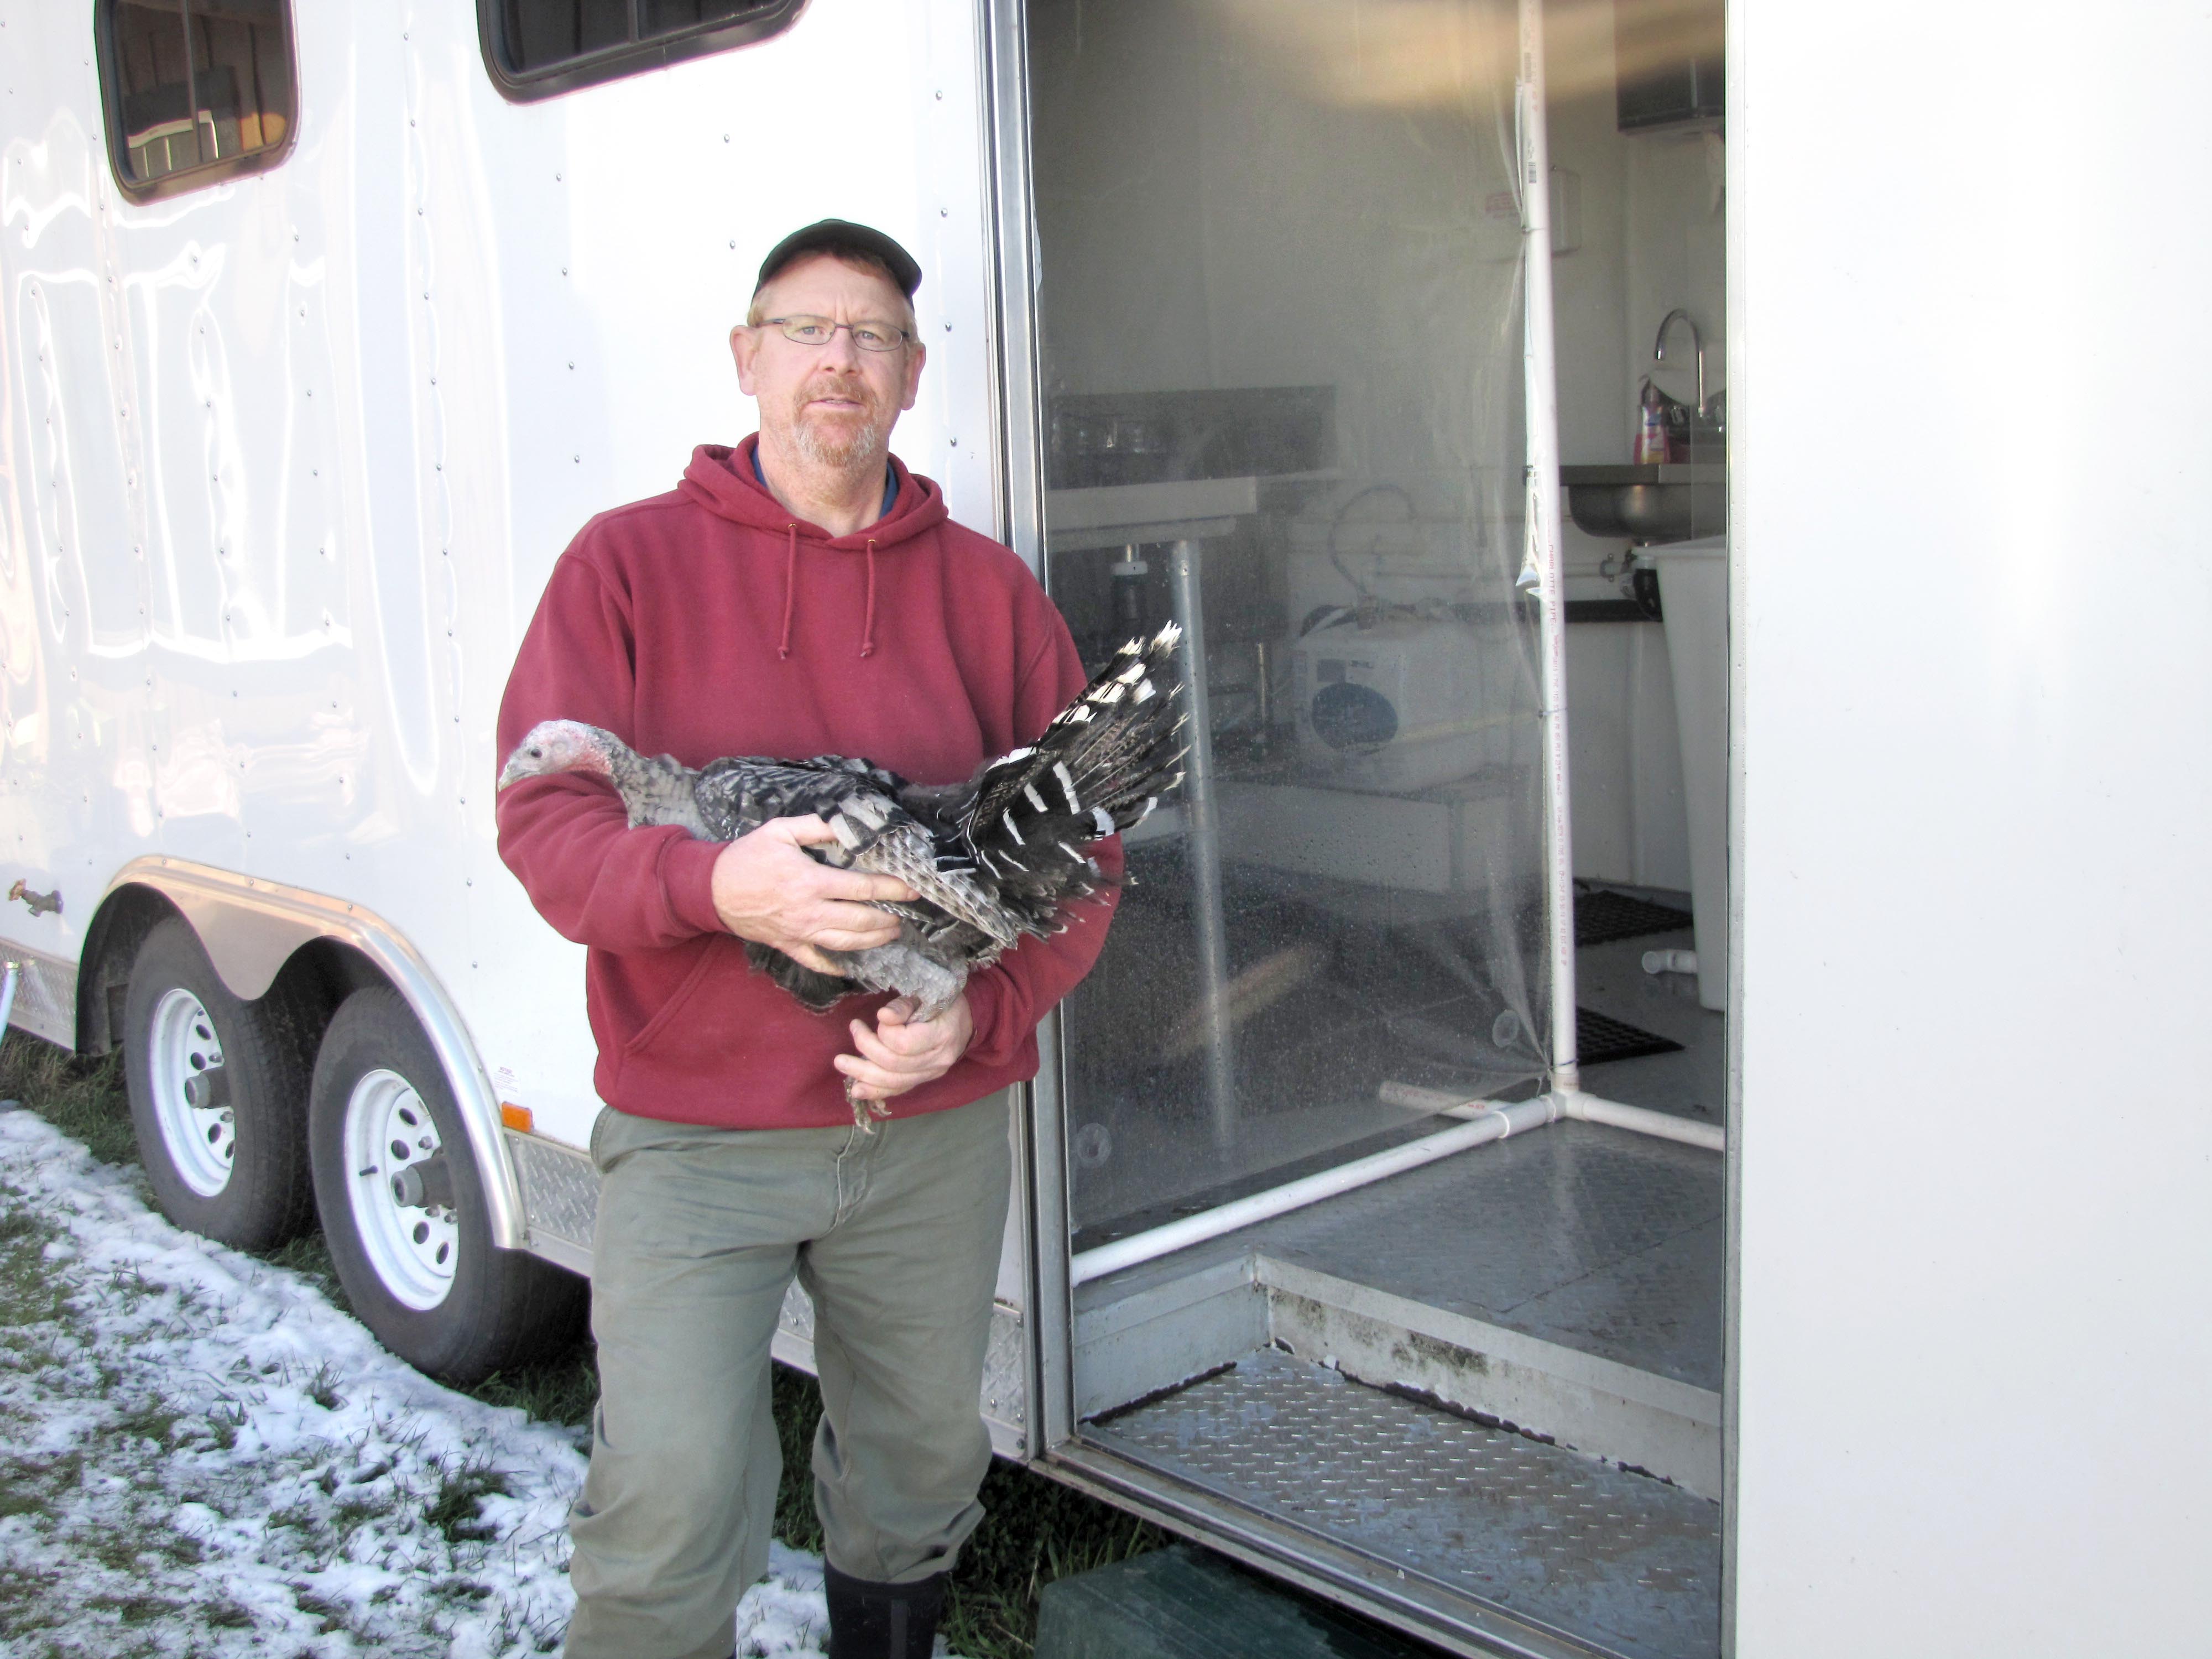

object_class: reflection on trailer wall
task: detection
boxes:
[1027,0,1548,1239]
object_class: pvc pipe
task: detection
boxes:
[1069,1096,1559,1287]
[0,962,17,1035]
[1166,538,1238,1148]
[1516,0,1580,1095]
[1560,1090,1724,1152]
[1386,1077,1723,1152]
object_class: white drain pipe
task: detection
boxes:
[1066,1080,1723,1290]
[1559,1091,1724,1152]
[1068,1095,1560,1287]
[0,962,18,1035]
[1517,0,1580,1099]
[1387,1080,1722,1152]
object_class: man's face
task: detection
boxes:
[731,253,926,475]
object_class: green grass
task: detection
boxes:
[0,1029,1162,1655]
[0,1037,135,1167]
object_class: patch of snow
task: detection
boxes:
[0,1106,837,1657]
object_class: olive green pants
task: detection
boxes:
[561,1091,1013,1659]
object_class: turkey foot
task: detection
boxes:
[842,1073,895,1133]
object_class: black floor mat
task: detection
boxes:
[1576,1007,1686,1066]
[1574,888,1694,947]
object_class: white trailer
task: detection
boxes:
[1,2,2203,1656]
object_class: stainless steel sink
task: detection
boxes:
[1561,463,1726,545]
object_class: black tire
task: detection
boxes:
[122,916,319,1250]
[308,987,585,1384]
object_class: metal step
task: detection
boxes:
[1261,1259,1719,1498]
[1072,1122,1723,1491]
[1087,1347,1720,1659]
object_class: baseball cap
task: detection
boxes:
[754,219,922,300]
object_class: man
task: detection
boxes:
[495,220,1118,1659]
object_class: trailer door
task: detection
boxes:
[995,3,1728,1656]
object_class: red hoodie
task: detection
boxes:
[495,439,1120,1130]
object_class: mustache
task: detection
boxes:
[796,371,883,411]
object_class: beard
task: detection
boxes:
[784,377,889,476]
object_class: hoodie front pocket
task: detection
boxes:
[620,935,724,1061]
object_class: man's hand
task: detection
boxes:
[836,995,973,1104]
[710,817,916,974]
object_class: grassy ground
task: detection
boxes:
[0,1031,1160,1656]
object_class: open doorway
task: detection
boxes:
[1021,2,1726,1655]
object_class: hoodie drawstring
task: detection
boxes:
[860,540,878,659]
[777,523,798,660]
[776,523,881,662]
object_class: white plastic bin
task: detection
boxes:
[1637,538,1728,1011]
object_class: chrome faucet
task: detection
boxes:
[1653,308,1706,418]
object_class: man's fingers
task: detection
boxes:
[763,821,919,904]
[808,867,919,906]
[766,814,843,845]
[810,919,904,953]
[833,1052,904,1101]
[847,1018,921,1070]
[786,943,843,975]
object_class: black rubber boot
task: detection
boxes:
[823,1564,947,1659]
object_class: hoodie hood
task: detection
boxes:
[678,437,952,659]
[677,436,948,547]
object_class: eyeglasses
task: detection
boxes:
[759,314,912,352]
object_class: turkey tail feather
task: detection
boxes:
[962,623,1187,916]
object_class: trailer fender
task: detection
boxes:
[92,858,526,1252]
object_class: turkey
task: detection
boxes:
[498,623,1187,1120]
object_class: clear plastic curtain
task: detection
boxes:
[1026,0,1548,1245]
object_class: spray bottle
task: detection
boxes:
[1634,379,1671,466]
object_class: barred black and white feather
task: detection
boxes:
[497,622,1187,1032]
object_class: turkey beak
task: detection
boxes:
[497,754,533,790]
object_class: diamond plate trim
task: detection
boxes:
[1092,1347,1718,1659]
[982,1303,1026,1434]
[780,1279,816,1343]
[505,1130,601,1249]
[2,948,77,1047]
[779,1283,1026,1438]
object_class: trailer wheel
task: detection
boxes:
[309,988,583,1383]
[123,917,317,1250]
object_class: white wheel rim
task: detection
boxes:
[148,988,233,1197]
[342,1068,458,1311]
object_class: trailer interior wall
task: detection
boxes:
[1730,2,2211,1652]
[1545,41,1719,894]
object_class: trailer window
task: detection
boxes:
[479,0,805,102]
[95,0,296,202]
